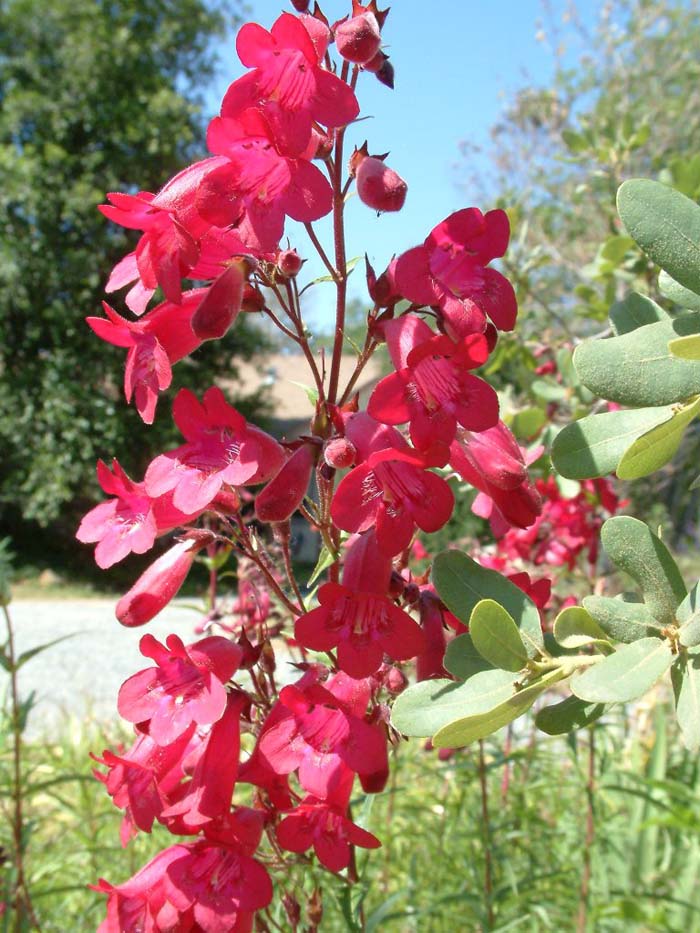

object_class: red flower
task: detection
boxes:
[92,726,195,845]
[118,634,242,745]
[294,531,424,677]
[394,208,517,337]
[116,538,203,627]
[331,413,454,557]
[277,797,381,871]
[449,422,542,534]
[255,443,316,523]
[232,12,359,127]
[368,315,498,448]
[145,388,285,514]
[87,294,204,423]
[257,669,388,797]
[76,459,198,568]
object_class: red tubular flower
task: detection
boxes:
[92,726,195,845]
[117,634,242,745]
[368,315,499,448]
[415,590,448,681]
[331,414,454,557]
[76,459,198,569]
[294,531,424,677]
[87,294,205,423]
[161,691,246,831]
[277,797,381,871]
[231,12,359,127]
[394,207,517,337]
[449,422,542,533]
[145,387,285,514]
[257,669,388,797]
[254,443,316,523]
[116,538,202,627]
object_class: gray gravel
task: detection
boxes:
[4,599,204,737]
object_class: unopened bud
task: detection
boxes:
[237,632,262,669]
[383,665,408,695]
[363,48,389,74]
[403,582,420,605]
[241,284,265,313]
[255,445,316,523]
[335,12,381,64]
[282,894,302,928]
[388,570,405,599]
[191,262,244,339]
[116,539,201,627]
[276,248,303,278]
[307,888,323,927]
[291,0,309,10]
[323,437,356,469]
[356,156,407,213]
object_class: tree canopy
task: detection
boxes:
[0,0,267,558]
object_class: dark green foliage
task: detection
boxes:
[0,0,268,558]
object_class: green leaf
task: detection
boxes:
[672,655,700,751]
[306,543,339,587]
[469,600,528,672]
[659,270,700,310]
[616,396,700,479]
[531,379,568,402]
[553,606,609,648]
[509,406,547,440]
[669,334,700,359]
[583,596,664,644]
[601,516,687,625]
[601,234,636,264]
[431,551,543,655]
[390,669,515,738]
[617,179,700,295]
[551,405,675,479]
[609,292,670,335]
[573,312,700,407]
[443,633,493,681]
[676,582,700,647]
[535,695,605,735]
[288,380,319,406]
[432,669,565,748]
[571,638,674,703]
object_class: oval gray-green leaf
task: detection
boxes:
[432,669,565,748]
[617,179,700,295]
[659,270,700,311]
[573,313,700,407]
[616,396,700,480]
[535,695,606,735]
[553,606,609,648]
[432,551,543,654]
[609,292,670,335]
[583,596,664,643]
[601,516,686,625]
[672,655,700,751]
[390,669,515,738]
[470,600,528,672]
[551,406,674,479]
[571,638,674,703]
[444,633,494,681]
[677,582,700,647]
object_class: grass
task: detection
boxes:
[1,699,699,932]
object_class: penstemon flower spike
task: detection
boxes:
[79,4,558,929]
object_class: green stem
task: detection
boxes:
[478,740,495,930]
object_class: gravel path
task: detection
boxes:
[4,600,279,738]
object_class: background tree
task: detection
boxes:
[0,0,269,573]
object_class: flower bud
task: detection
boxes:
[382,665,408,695]
[362,48,389,73]
[403,582,420,605]
[116,539,201,627]
[191,262,244,340]
[276,248,303,278]
[323,437,356,469]
[376,56,394,89]
[291,0,309,10]
[356,156,407,213]
[416,591,447,681]
[335,11,381,64]
[241,284,265,313]
[255,445,316,523]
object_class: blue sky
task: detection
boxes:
[205,0,601,323]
